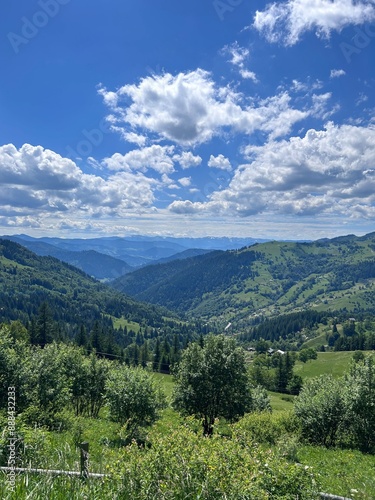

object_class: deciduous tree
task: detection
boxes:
[172,334,252,435]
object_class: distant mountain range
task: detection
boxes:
[3,236,132,280]
[2,234,269,280]
[3,232,375,341]
[0,238,169,329]
[111,232,375,328]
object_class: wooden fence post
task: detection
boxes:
[80,442,89,479]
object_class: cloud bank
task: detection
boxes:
[169,123,375,218]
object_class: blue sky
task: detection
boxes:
[1,0,375,239]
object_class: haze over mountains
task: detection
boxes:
[2,234,269,280]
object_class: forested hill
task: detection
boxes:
[112,249,259,312]
[0,238,170,329]
[111,232,375,325]
[4,235,133,281]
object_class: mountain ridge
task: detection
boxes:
[111,232,375,328]
[1,234,272,276]
[0,238,173,330]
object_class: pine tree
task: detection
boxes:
[140,341,149,368]
[133,344,140,366]
[77,325,87,347]
[153,338,161,371]
[171,333,180,366]
[91,321,103,352]
[276,352,295,393]
[29,318,38,345]
[36,302,54,347]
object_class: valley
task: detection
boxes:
[1,233,375,499]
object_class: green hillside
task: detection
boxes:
[0,238,170,330]
[112,232,375,327]
[3,235,133,280]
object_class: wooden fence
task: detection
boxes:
[0,442,354,499]
[0,442,107,480]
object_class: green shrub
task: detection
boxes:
[232,411,298,446]
[105,364,166,438]
[0,423,52,468]
[295,375,346,447]
[295,357,375,451]
[251,385,272,412]
[113,425,320,499]
[343,356,375,452]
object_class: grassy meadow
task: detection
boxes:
[1,352,375,499]
[294,351,358,379]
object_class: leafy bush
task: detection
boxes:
[105,364,166,438]
[343,356,375,452]
[233,412,298,446]
[294,356,375,451]
[114,425,320,499]
[250,385,272,412]
[294,375,346,447]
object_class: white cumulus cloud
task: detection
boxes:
[178,177,192,187]
[174,151,202,169]
[99,69,311,146]
[169,123,375,218]
[254,0,375,46]
[208,154,232,171]
[102,145,176,174]
[0,144,157,218]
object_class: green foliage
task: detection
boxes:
[250,385,272,413]
[343,356,375,452]
[233,411,298,446]
[295,356,375,452]
[286,374,303,395]
[352,350,365,363]
[116,425,319,499]
[0,336,109,427]
[0,324,29,409]
[249,351,300,395]
[172,335,252,435]
[0,423,319,499]
[295,375,346,447]
[66,350,110,418]
[22,344,72,428]
[105,364,166,437]
[299,347,318,363]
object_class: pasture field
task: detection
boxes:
[1,352,375,499]
[294,350,360,379]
